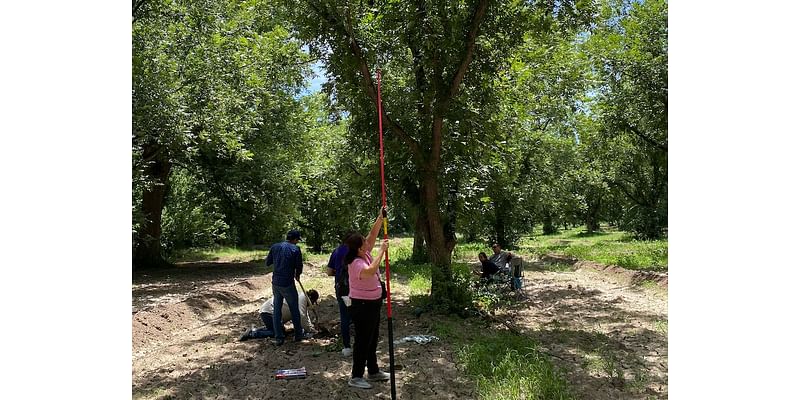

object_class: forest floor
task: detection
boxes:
[132,254,667,399]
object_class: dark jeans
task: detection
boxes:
[250,312,275,338]
[272,283,303,341]
[349,298,382,378]
[337,295,352,348]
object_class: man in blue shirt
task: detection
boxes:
[325,232,355,356]
[266,229,307,346]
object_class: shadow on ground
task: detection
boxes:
[496,268,668,399]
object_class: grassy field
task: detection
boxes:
[169,246,264,263]
[516,226,667,272]
[172,224,667,272]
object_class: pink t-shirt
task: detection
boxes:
[348,252,381,300]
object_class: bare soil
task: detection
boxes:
[132,256,667,399]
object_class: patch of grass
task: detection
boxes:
[627,367,650,394]
[169,246,264,263]
[408,272,431,296]
[299,276,329,293]
[543,262,575,272]
[654,320,668,335]
[452,241,488,260]
[636,280,659,290]
[583,347,624,383]
[431,318,575,399]
[303,251,331,265]
[517,226,667,272]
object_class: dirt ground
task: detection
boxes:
[132,257,667,399]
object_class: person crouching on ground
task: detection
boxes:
[344,210,391,389]
[239,289,318,341]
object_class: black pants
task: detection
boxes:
[349,298,382,378]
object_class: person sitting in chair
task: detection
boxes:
[489,243,510,273]
[478,252,500,280]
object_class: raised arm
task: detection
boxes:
[364,209,384,252]
[359,239,389,279]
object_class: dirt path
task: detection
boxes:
[132,258,667,399]
[506,260,668,399]
[132,262,474,400]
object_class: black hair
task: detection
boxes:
[343,234,365,266]
[478,252,488,259]
[307,289,319,304]
[341,230,357,244]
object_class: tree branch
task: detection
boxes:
[409,0,431,117]
[622,119,667,152]
[608,179,647,207]
[347,161,363,177]
[442,0,489,110]
[308,1,425,164]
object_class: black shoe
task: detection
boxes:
[239,328,251,342]
[274,337,285,346]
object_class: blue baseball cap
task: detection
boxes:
[286,229,302,241]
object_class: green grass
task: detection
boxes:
[448,226,666,272]
[170,244,346,266]
[169,246,264,263]
[170,225,666,273]
[637,280,660,290]
[303,250,333,265]
[515,226,667,272]
[654,320,668,335]
[542,262,575,272]
[432,318,575,400]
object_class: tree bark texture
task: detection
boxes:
[134,143,172,269]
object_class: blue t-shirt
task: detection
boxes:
[266,241,303,286]
[327,244,348,284]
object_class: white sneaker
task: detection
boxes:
[341,347,353,357]
[367,371,391,381]
[348,377,372,389]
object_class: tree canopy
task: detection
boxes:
[132,0,668,299]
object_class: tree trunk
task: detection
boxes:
[134,143,172,269]
[312,226,322,253]
[412,210,429,263]
[542,210,556,235]
[421,171,453,302]
[444,187,458,254]
[585,195,602,233]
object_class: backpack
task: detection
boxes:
[335,263,350,299]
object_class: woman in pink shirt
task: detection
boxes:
[343,210,390,389]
